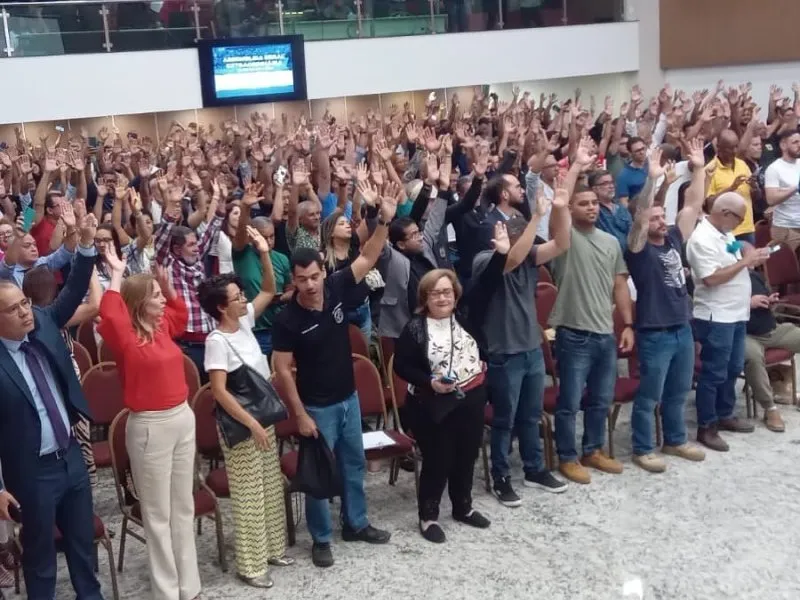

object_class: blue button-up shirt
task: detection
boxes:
[0,244,74,287]
[597,201,633,252]
[2,336,71,455]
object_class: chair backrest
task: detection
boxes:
[97,339,116,364]
[190,383,220,458]
[76,320,98,364]
[754,220,771,249]
[183,354,202,402]
[765,244,800,289]
[535,282,558,332]
[353,353,388,423]
[379,336,395,376]
[108,409,132,512]
[387,354,408,410]
[613,304,639,377]
[81,362,125,426]
[537,265,554,286]
[540,327,558,383]
[348,324,370,359]
[72,340,93,378]
[272,371,299,440]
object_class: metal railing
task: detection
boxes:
[0,0,626,58]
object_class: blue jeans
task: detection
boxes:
[632,325,694,455]
[253,329,272,357]
[487,348,545,479]
[347,300,372,344]
[554,327,617,462]
[303,392,369,543]
[693,319,746,427]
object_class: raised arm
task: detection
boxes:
[65,268,102,328]
[676,138,707,240]
[627,147,665,254]
[350,185,399,283]
[245,225,276,319]
[233,182,263,251]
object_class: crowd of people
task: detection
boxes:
[0,78,799,598]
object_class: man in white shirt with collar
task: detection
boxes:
[687,192,769,452]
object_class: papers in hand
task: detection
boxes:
[362,431,397,450]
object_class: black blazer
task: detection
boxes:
[0,251,94,501]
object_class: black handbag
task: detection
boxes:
[289,433,343,500]
[213,334,288,448]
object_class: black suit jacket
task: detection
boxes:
[0,250,94,502]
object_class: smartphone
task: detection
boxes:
[8,503,21,523]
[768,244,781,255]
[274,165,288,186]
[440,375,456,385]
[55,125,65,133]
[22,206,36,232]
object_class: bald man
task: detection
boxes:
[686,192,769,452]
[707,130,756,244]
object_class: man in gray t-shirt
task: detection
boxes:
[470,180,571,508]
[549,187,634,486]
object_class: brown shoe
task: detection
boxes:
[763,407,786,433]
[661,443,706,462]
[718,417,755,433]
[697,426,729,452]
[558,461,591,484]
[580,451,623,474]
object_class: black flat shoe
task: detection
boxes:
[453,510,491,529]
[341,524,391,544]
[419,522,446,543]
[311,542,334,568]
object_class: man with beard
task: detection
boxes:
[766,130,800,254]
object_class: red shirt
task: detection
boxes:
[97,291,189,412]
[30,217,56,257]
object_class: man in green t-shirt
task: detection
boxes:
[233,216,291,356]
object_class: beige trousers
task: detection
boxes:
[744,323,800,409]
[127,402,200,600]
[771,225,800,253]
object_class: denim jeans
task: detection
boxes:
[693,319,746,427]
[253,329,272,358]
[347,300,372,345]
[178,340,208,384]
[554,327,617,462]
[303,392,369,543]
[631,325,694,455]
[486,348,545,479]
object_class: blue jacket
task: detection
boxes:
[0,250,94,502]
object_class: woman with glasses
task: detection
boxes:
[392,223,510,543]
[198,225,293,590]
[0,219,14,262]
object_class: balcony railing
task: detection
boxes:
[0,0,626,58]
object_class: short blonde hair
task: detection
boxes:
[415,269,462,315]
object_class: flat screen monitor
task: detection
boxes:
[197,35,307,107]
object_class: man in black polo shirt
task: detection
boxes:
[272,193,398,568]
[624,139,707,472]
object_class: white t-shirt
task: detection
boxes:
[765,158,800,228]
[686,217,751,323]
[204,303,270,379]
[211,230,234,274]
[660,161,691,225]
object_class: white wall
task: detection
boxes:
[0,21,639,124]
[490,73,637,107]
[665,62,800,110]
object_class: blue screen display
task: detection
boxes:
[211,43,295,100]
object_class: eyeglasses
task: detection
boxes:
[227,290,246,303]
[95,237,113,244]
[594,180,614,187]
[723,209,745,221]
[405,230,422,240]
[0,297,31,315]
[429,289,454,299]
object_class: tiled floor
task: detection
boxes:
[37,396,800,600]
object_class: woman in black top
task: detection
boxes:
[393,223,509,543]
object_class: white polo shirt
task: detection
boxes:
[686,217,751,323]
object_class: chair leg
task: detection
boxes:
[284,488,296,547]
[744,383,752,419]
[413,453,421,499]
[101,536,121,600]
[93,543,99,572]
[388,458,396,486]
[117,517,128,573]
[792,357,798,406]
[213,508,227,572]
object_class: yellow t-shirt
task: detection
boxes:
[707,157,754,236]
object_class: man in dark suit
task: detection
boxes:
[0,214,104,600]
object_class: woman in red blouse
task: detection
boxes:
[97,246,201,600]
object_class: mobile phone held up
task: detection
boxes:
[439,375,456,385]
[8,502,21,523]
[768,244,781,255]
[22,206,36,233]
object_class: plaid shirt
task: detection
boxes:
[154,213,222,335]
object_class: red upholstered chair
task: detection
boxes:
[76,320,98,364]
[108,410,228,573]
[537,265,554,285]
[81,362,125,468]
[744,348,797,418]
[183,353,202,404]
[352,354,415,488]
[97,339,116,364]
[348,324,370,359]
[72,340,93,378]
[386,355,421,491]
[604,307,642,458]
[764,244,800,314]
[272,391,300,548]
[535,282,558,332]
[190,384,227,498]
[754,219,771,249]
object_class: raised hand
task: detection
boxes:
[247,225,270,253]
[60,203,76,228]
[648,147,665,178]
[552,174,569,208]
[79,214,98,247]
[379,183,399,222]
[153,264,176,300]
[687,137,705,170]
[473,148,489,178]
[491,222,510,255]
[356,180,379,206]
[574,136,596,167]
[355,161,369,183]
[424,152,440,185]
[292,162,309,187]
[44,150,57,173]
[242,182,265,206]
[375,138,393,162]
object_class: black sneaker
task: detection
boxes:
[524,470,568,493]
[419,521,446,543]
[341,523,391,544]
[453,510,491,529]
[492,476,522,507]
[311,542,334,568]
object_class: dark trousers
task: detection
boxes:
[20,441,103,600]
[407,385,486,521]
[178,340,208,385]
